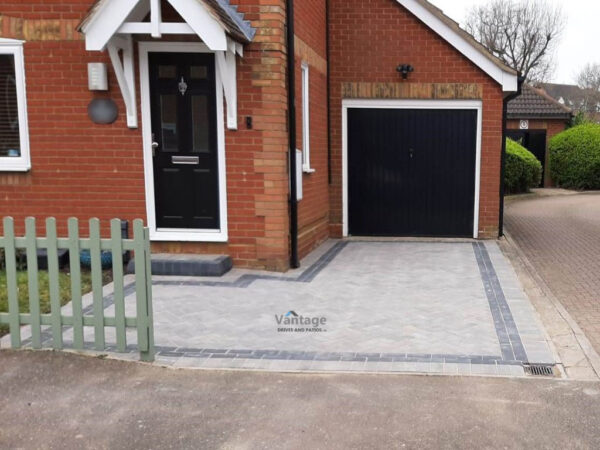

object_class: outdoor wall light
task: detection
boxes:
[88,63,108,91]
[397,64,414,80]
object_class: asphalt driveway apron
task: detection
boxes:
[4,241,554,376]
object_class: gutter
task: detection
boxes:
[286,0,300,268]
[498,76,525,238]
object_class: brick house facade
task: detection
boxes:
[0,0,518,271]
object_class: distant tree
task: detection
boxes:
[465,0,565,82]
[576,63,600,116]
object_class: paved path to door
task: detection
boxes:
[4,240,554,376]
[506,192,600,354]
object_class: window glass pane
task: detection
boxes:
[192,95,210,153]
[158,65,176,79]
[0,54,20,157]
[160,95,178,152]
[190,66,208,80]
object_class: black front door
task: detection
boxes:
[348,108,477,237]
[507,130,547,186]
[149,52,219,229]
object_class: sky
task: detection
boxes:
[428,0,600,85]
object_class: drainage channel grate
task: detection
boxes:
[524,364,555,377]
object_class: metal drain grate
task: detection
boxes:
[524,364,555,376]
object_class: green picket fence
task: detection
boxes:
[0,217,154,362]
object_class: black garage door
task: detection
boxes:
[348,108,478,237]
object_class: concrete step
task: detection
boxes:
[127,254,233,277]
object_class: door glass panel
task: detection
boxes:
[192,95,210,153]
[160,94,178,152]
[158,65,176,79]
[190,65,208,80]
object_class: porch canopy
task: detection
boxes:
[78,0,255,129]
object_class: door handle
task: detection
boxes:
[409,148,414,159]
[151,133,159,157]
[172,156,200,165]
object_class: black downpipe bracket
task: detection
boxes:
[286,0,300,268]
[498,76,524,237]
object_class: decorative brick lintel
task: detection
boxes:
[342,82,483,100]
[0,15,82,41]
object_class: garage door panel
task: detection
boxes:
[348,108,477,237]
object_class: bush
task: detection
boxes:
[549,123,600,189]
[505,138,543,194]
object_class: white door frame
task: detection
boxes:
[139,41,228,242]
[342,99,483,239]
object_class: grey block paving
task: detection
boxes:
[2,240,555,378]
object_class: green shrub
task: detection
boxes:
[549,123,600,189]
[505,138,543,194]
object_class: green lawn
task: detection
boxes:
[0,270,111,337]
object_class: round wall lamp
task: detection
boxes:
[397,64,414,80]
[88,98,118,125]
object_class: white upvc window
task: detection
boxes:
[301,61,314,173]
[0,39,30,172]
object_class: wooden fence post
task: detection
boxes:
[68,218,84,350]
[110,219,127,352]
[46,218,63,349]
[89,218,105,350]
[3,217,20,349]
[25,218,41,349]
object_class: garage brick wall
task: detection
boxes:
[0,0,294,271]
[328,0,506,238]
[293,0,330,259]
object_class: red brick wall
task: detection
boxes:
[328,0,506,238]
[293,0,329,258]
[0,0,292,271]
[507,118,569,187]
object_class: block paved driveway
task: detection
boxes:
[5,240,554,377]
[506,192,600,355]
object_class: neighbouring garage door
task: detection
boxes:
[348,108,478,237]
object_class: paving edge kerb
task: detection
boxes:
[502,232,600,380]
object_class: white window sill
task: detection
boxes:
[302,166,316,174]
[0,162,31,172]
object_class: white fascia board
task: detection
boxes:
[167,0,228,51]
[83,0,141,51]
[397,0,518,92]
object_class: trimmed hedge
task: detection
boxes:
[549,123,600,189]
[505,138,542,194]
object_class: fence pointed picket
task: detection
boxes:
[110,219,126,352]
[46,218,63,349]
[25,218,41,349]
[3,217,21,349]
[68,218,84,350]
[133,220,149,357]
[89,218,105,350]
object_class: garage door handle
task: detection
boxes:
[409,148,414,158]
[172,156,200,165]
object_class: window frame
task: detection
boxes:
[300,61,314,173]
[0,39,31,172]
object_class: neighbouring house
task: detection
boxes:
[541,83,600,123]
[0,0,518,271]
[507,84,572,187]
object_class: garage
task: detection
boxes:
[344,101,481,238]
